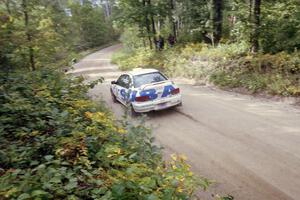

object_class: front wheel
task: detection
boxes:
[110,89,117,103]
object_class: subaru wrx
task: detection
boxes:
[110,68,182,113]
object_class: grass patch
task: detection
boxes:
[113,43,300,97]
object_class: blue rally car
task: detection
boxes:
[110,68,182,113]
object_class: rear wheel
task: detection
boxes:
[174,102,183,111]
[129,104,139,117]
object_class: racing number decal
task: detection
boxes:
[120,89,127,99]
[120,89,131,102]
[162,85,175,98]
[120,85,177,103]
[140,89,158,100]
[130,90,137,102]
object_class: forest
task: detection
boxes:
[0,0,117,71]
[0,0,299,199]
[114,0,300,53]
[113,0,300,96]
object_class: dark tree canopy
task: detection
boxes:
[113,0,300,53]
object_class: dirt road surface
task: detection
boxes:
[70,45,300,200]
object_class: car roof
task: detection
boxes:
[127,68,159,76]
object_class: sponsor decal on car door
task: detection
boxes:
[115,75,132,105]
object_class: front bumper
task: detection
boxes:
[132,94,182,113]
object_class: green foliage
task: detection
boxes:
[210,52,300,96]
[119,27,145,53]
[0,68,202,199]
[70,2,117,50]
[0,0,117,71]
[114,0,300,53]
[0,0,71,69]
[198,42,250,59]
[112,48,158,71]
[114,0,214,45]
[175,0,212,42]
[113,43,300,96]
[112,43,204,73]
[260,1,300,53]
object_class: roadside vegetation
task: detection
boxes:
[112,43,300,96]
[0,0,118,71]
[112,0,300,97]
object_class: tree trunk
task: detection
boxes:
[149,0,157,48]
[146,19,153,49]
[249,0,253,45]
[212,0,223,44]
[5,0,11,14]
[143,0,153,49]
[249,0,253,21]
[251,0,261,53]
[151,15,157,48]
[170,0,177,39]
[22,0,35,70]
[151,16,156,36]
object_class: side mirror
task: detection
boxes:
[111,80,117,85]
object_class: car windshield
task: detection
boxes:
[133,72,167,88]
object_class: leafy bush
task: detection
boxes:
[210,52,300,96]
[0,69,205,199]
[113,42,300,96]
[198,42,249,60]
[112,44,204,75]
[111,48,154,71]
[260,1,300,53]
[119,27,145,53]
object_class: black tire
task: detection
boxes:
[110,89,117,103]
[129,105,140,117]
[174,102,183,110]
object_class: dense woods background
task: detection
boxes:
[113,0,300,53]
[1,0,299,71]
[0,0,117,71]
[112,0,300,96]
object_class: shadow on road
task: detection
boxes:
[139,107,181,119]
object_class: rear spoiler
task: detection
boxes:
[141,80,171,91]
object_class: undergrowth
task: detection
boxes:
[112,43,300,96]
